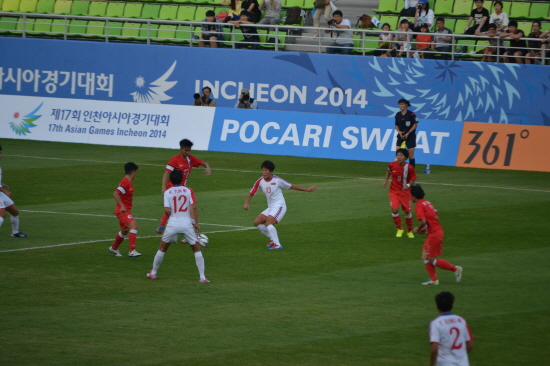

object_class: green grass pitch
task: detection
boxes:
[0,139,549,365]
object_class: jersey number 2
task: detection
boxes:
[172,195,188,212]
[450,327,463,350]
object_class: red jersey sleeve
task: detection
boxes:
[188,154,203,168]
[165,155,178,172]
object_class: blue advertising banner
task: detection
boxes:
[208,108,464,166]
[1,38,549,126]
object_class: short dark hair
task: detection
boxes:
[382,23,391,30]
[202,86,212,93]
[169,169,183,185]
[508,20,518,28]
[240,10,250,16]
[532,20,541,27]
[400,19,410,25]
[493,0,502,7]
[436,17,445,23]
[206,10,215,17]
[180,139,193,148]
[487,23,497,30]
[435,292,455,313]
[420,23,428,30]
[398,98,411,106]
[332,10,343,17]
[410,185,425,199]
[396,148,409,159]
[261,160,275,172]
[124,162,138,174]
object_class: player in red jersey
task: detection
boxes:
[109,162,141,257]
[411,185,462,285]
[156,139,211,234]
[383,148,417,238]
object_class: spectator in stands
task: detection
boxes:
[488,0,508,32]
[526,21,545,65]
[313,0,335,38]
[373,23,396,57]
[476,23,503,62]
[228,10,260,50]
[235,88,258,109]
[464,0,489,36]
[258,0,282,26]
[325,10,353,55]
[222,0,243,21]
[412,0,434,33]
[242,0,261,23]
[415,24,432,59]
[539,27,550,64]
[395,18,414,57]
[192,87,217,107]
[500,20,527,64]
[399,0,419,17]
[428,17,452,60]
[199,10,224,48]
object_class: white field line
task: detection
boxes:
[7,154,550,193]
[0,227,256,253]
[19,210,250,228]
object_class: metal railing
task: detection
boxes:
[0,12,548,64]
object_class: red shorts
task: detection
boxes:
[423,229,444,257]
[389,191,412,212]
[116,210,135,229]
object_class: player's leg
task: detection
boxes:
[5,204,26,237]
[421,237,438,285]
[148,239,172,279]
[254,212,272,243]
[265,206,286,249]
[0,207,6,232]
[127,218,140,257]
[110,212,130,256]
[408,142,416,168]
[190,243,208,282]
[400,194,414,238]
[390,193,403,237]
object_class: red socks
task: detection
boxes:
[129,232,137,251]
[434,259,457,272]
[425,262,437,281]
[112,232,125,250]
[392,215,402,230]
[405,216,413,232]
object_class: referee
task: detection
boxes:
[395,98,418,168]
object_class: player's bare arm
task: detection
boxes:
[382,170,391,188]
[395,125,404,139]
[191,203,200,232]
[404,123,417,138]
[403,179,416,190]
[113,191,126,213]
[466,340,474,353]
[0,185,11,197]
[413,218,427,234]
[202,161,212,176]
[290,184,317,192]
[429,342,439,366]
[243,193,254,210]
[161,171,170,194]
[164,206,171,217]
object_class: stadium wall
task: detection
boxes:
[1,37,550,126]
[1,94,548,172]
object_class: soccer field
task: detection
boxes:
[1,139,549,366]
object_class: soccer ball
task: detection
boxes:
[198,234,209,248]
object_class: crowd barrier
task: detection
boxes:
[1,94,548,172]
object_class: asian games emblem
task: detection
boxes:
[131,60,177,104]
[9,102,43,136]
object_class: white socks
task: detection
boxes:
[194,251,206,279]
[11,215,19,234]
[257,224,271,238]
[266,225,281,246]
[152,250,165,275]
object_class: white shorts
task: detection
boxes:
[0,192,13,209]
[261,205,287,223]
[161,222,198,245]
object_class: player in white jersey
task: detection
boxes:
[147,170,209,283]
[429,292,474,366]
[0,145,27,238]
[243,160,317,250]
